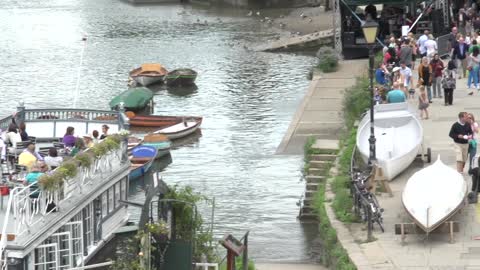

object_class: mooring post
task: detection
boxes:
[243,231,249,270]
[16,101,25,123]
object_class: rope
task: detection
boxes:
[72,34,88,109]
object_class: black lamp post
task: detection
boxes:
[362,15,379,165]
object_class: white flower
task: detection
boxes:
[118,129,130,136]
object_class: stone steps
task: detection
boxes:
[306,183,319,191]
[309,160,331,169]
[299,139,338,221]
[311,154,337,161]
[305,175,326,183]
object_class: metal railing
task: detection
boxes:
[437,33,452,58]
[1,141,126,249]
[0,104,129,133]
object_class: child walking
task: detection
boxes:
[418,86,430,120]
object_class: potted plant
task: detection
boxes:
[146,221,169,243]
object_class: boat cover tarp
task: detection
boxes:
[109,87,153,110]
[131,145,157,158]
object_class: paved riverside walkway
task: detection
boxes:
[256,263,327,270]
[277,60,366,154]
[344,75,480,269]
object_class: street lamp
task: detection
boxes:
[362,15,379,164]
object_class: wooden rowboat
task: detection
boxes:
[153,118,202,140]
[402,157,467,233]
[165,68,197,86]
[125,111,203,128]
[143,133,171,159]
[129,63,168,87]
[356,102,423,181]
[129,145,157,181]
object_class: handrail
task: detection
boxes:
[0,186,15,270]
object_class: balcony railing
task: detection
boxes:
[1,141,128,243]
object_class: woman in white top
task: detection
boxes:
[3,123,22,155]
[44,147,63,169]
[468,113,479,171]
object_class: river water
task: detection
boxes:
[0,0,318,262]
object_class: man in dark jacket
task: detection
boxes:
[449,112,473,173]
[452,37,469,79]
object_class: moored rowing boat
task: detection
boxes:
[129,63,168,86]
[143,133,171,159]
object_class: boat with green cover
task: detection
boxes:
[165,68,197,86]
[109,87,154,112]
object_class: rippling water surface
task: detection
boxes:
[0,0,317,262]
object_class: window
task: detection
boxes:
[83,203,93,249]
[108,187,114,213]
[101,192,108,218]
[115,182,121,209]
[120,178,127,201]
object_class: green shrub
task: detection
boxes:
[316,46,339,73]
[342,77,370,128]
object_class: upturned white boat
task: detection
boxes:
[356,102,423,181]
[402,157,467,233]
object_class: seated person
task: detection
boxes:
[70,138,86,157]
[44,147,63,169]
[24,162,44,198]
[18,142,43,170]
[375,63,389,85]
[386,82,407,103]
[83,134,94,148]
[62,126,76,148]
[3,123,22,155]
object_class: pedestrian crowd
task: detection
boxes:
[374,24,480,120]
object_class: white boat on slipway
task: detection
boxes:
[356,102,423,181]
[402,157,467,233]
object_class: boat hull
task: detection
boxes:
[132,75,164,87]
[129,145,157,180]
[402,158,467,233]
[125,112,202,128]
[154,120,202,140]
[356,102,423,181]
[165,76,197,86]
[143,141,171,159]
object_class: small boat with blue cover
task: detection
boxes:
[129,145,157,180]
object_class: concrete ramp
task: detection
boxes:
[258,29,334,52]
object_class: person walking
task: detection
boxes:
[452,37,470,79]
[424,34,438,61]
[467,46,480,93]
[450,112,474,173]
[408,32,418,69]
[442,70,457,105]
[417,30,429,58]
[430,54,445,99]
[418,86,430,119]
[418,57,433,102]
[468,113,479,171]
[399,39,413,68]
